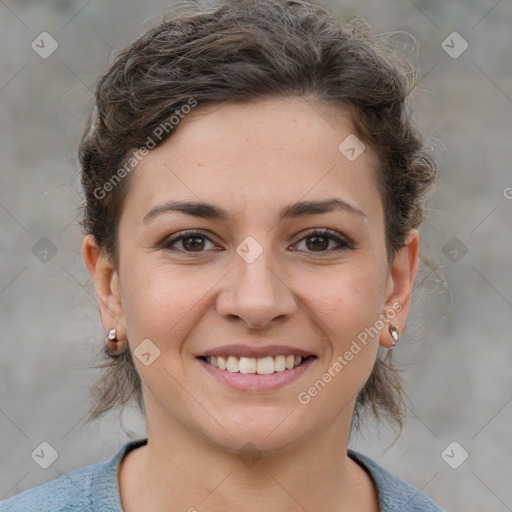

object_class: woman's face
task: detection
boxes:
[86,97,418,454]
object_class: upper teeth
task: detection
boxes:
[206,355,303,374]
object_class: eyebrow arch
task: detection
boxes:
[143,197,367,224]
[279,198,367,221]
[144,200,228,224]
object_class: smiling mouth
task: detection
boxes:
[199,355,316,374]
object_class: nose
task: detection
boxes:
[216,244,297,330]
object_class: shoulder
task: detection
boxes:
[0,461,109,512]
[0,439,147,512]
[348,450,446,512]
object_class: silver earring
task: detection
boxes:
[105,328,126,355]
[389,324,399,346]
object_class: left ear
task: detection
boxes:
[380,229,420,348]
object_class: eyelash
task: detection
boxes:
[160,228,352,256]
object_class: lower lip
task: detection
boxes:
[198,357,316,392]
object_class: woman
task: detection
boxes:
[1,0,445,510]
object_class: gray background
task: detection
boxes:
[1,1,511,510]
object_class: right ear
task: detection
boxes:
[82,235,128,343]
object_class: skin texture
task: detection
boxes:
[83,97,419,512]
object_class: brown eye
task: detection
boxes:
[305,234,330,251]
[181,236,206,251]
[293,229,351,253]
[161,230,216,253]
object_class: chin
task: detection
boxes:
[201,407,312,456]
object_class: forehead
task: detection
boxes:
[124,97,382,227]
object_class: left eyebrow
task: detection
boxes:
[278,198,367,221]
[143,197,367,225]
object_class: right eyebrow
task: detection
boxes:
[143,200,228,224]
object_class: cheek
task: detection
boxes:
[302,261,385,339]
[119,263,212,400]
[291,266,385,426]
[300,263,384,386]
[120,260,209,345]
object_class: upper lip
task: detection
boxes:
[199,344,315,359]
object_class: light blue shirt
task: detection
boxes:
[1,438,445,511]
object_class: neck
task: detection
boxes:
[118,407,378,512]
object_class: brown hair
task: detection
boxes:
[80,0,436,427]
